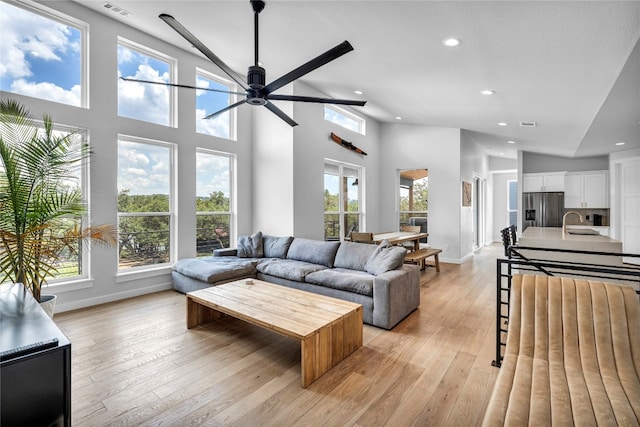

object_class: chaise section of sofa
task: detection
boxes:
[171,233,421,329]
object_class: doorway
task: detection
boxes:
[399,169,428,241]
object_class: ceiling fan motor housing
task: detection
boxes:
[248,65,266,89]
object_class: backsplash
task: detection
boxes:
[562,208,609,226]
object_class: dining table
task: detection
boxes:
[372,231,429,252]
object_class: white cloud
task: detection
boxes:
[196,107,230,139]
[10,79,81,106]
[118,64,170,126]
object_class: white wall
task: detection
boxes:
[379,124,463,262]
[460,131,489,259]
[252,89,294,236]
[491,172,517,242]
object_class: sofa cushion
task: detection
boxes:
[364,240,407,276]
[305,268,374,297]
[237,231,263,258]
[262,234,294,259]
[174,257,256,283]
[256,258,327,282]
[333,241,377,271]
[286,238,340,268]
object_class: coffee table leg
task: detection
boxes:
[299,310,363,388]
[187,296,224,329]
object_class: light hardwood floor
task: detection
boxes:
[55,244,503,426]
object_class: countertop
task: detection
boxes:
[518,226,623,265]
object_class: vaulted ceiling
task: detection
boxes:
[73,0,640,159]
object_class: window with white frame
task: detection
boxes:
[324,105,366,135]
[0,1,87,107]
[508,179,518,226]
[0,121,89,283]
[196,149,235,256]
[117,38,175,126]
[117,136,175,270]
[324,160,363,241]
[195,69,236,140]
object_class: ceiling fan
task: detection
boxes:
[120,0,367,127]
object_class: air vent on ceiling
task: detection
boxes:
[102,2,131,17]
[519,121,537,128]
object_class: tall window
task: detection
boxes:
[324,105,366,135]
[196,149,234,256]
[508,180,518,226]
[117,38,175,126]
[196,69,236,140]
[399,169,428,236]
[324,160,363,241]
[117,136,175,270]
[0,1,87,107]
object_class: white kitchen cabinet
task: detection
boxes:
[522,172,566,192]
[564,171,608,208]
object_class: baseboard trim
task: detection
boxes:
[55,281,173,314]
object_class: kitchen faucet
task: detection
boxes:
[562,211,584,235]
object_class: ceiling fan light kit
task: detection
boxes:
[122,0,366,127]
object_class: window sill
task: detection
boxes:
[116,265,174,283]
[45,278,94,294]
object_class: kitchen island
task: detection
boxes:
[519,226,623,266]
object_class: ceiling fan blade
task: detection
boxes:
[203,99,248,120]
[263,41,354,95]
[159,14,248,90]
[120,77,246,95]
[267,94,366,106]
[264,102,298,127]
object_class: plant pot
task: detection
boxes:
[39,294,57,319]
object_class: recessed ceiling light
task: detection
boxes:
[442,38,461,47]
[354,90,363,95]
[499,152,505,155]
[480,90,495,95]
[616,142,626,146]
[395,116,402,120]
[507,140,516,144]
[497,122,508,126]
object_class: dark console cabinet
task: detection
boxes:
[1,284,71,427]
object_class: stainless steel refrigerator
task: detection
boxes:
[522,192,564,230]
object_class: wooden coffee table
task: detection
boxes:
[186,279,363,388]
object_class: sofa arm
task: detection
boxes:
[213,248,238,257]
[372,265,421,329]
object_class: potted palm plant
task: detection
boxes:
[0,99,116,316]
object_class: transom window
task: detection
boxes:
[195,69,236,140]
[196,149,235,256]
[117,136,175,270]
[324,105,365,135]
[0,1,87,107]
[324,160,363,241]
[117,38,176,127]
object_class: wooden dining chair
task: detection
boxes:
[400,225,422,250]
[350,232,374,244]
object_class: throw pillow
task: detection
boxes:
[262,235,294,258]
[364,240,407,275]
[237,231,264,258]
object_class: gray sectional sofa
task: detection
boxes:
[172,232,421,329]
